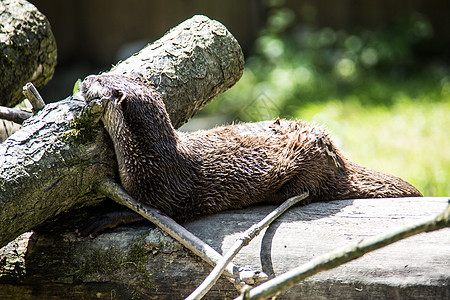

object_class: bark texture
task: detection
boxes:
[0,15,244,248]
[0,0,57,107]
[0,197,448,299]
[110,15,244,128]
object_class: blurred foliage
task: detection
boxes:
[188,6,449,196]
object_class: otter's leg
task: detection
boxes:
[266,175,313,206]
[76,210,145,238]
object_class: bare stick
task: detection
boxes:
[235,201,450,300]
[97,178,268,287]
[185,193,309,300]
[22,82,45,112]
[0,106,32,124]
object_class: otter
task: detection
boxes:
[79,74,422,235]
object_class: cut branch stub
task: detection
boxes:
[23,82,46,113]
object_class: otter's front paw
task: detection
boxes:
[76,210,145,238]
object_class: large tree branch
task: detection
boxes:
[109,15,243,128]
[0,0,57,107]
[0,15,244,248]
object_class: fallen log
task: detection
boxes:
[0,197,448,299]
[0,14,244,248]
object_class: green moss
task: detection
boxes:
[75,247,123,278]
[63,114,99,144]
[126,240,156,297]
[126,243,150,265]
[73,239,157,299]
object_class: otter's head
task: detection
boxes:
[80,74,179,193]
[80,74,175,141]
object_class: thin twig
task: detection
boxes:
[0,106,32,124]
[98,178,268,287]
[23,82,45,112]
[186,192,309,300]
[0,82,43,124]
[234,200,450,300]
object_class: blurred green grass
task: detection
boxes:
[186,11,449,196]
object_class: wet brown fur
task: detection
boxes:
[82,74,422,222]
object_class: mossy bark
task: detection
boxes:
[0,0,57,107]
[0,218,238,299]
[0,15,244,248]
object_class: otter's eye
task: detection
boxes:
[111,89,120,99]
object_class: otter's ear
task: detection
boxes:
[114,91,127,106]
